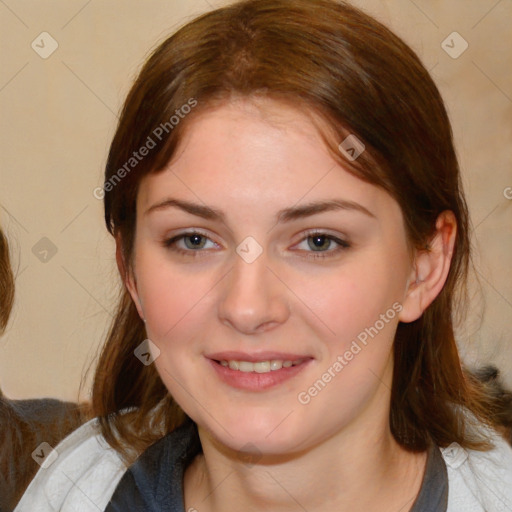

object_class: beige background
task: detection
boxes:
[0,0,511,401]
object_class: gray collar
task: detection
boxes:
[410,443,449,512]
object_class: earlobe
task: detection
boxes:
[399,211,457,323]
[115,235,145,321]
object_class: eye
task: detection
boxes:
[293,232,350,258]
[163,231,219,254]
[307,234,333,251]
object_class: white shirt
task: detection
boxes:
[14,418,512,511]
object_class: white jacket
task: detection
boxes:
[14,418,512,511]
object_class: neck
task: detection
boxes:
[184,405,427,512]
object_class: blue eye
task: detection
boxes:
[164,232,218,253]
[163,231,349,260]
[295,233,350,258]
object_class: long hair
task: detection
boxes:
[0,228,14,334]
[91,0,500,462]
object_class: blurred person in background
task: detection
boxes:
[0,226,86,512]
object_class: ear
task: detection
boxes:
[115,235,145,321]
[399,210,457,323]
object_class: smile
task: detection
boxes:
[219,359,305,373]
[208,354,313,391]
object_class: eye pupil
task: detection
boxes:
[308,235,330,251]
[185,234,206,249]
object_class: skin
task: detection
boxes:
[123,97,456,511]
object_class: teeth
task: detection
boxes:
[254,361,270,373]
[220,359,304,373]
[270,360,283,371]
[239,361,254,373]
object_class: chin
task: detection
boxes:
[199,412,314,458]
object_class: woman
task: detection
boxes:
[15,0,512,510]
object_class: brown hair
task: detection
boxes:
[92,0,500,462]
[0,228,14,334]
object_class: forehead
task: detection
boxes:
[167,98,334,180]
[136,98,396,220]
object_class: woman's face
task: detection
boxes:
[128,98,416,455]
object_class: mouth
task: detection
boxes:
[206,352,313,391]
[217,359,305,373]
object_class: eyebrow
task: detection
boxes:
[145,198,375,222]
[145,199,224,220]
[277,199,375,222]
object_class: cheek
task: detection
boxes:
[135,255,218,403]
[140,274,190,340]
[133,248,221,348]
[297,257,406,346]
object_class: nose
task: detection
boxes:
[217,251,290,335]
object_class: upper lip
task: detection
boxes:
[206,351,312,362]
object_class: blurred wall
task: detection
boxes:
[0,0,511,401]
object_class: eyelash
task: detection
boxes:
[163,230,217,258]
[162,230,351,259]
[295,231,351,259]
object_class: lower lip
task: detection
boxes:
[208,359,312,391]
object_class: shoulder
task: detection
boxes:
[14,418,128,512]
[443,433,512,512]
[0,395,85,510]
